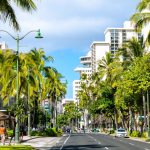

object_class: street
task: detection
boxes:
[51,133,150,150]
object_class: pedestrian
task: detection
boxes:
[0,125,7,145]
[20,125,24,141]
[9,126,15,145]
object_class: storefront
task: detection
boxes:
[0,112,15,128]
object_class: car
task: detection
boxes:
[115,128,128,137]
[66,128,71,133]
[91,128,100,133]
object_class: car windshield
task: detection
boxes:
[118,129,125,132]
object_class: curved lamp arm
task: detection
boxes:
[0,29,41,41]
[19,29,39,40]
[0,30,16,40]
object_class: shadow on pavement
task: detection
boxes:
[21,136,46,143]
[50,144,118,150]
[70,133,87,136]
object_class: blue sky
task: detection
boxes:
[0,0,140,98]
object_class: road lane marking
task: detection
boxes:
[144,148,150,150]
[60,134,70,150]
[88,135,101,145]
[129,143,135,146]
[105,147,109,149]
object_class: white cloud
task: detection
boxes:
[0,0,140,53]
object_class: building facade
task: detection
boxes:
[73,51,92,104]
[91,21,141,72]
[0,41,8,50]
[72,21,143,129]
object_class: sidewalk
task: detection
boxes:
[21,136,62,149]
[100,132,150,143]
[4,136,62,149]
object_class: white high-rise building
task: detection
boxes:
[73,51,92,103]
[91,21,141,72]
[0,41,8,50]
[73,80,81,103]
[91,41,110,72]
[104,21,140,54]
[73,51,92,128]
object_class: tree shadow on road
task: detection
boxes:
[50,144,118,150]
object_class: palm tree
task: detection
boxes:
[98,52,113,83]
[0,0,37,31]
[45,69,66,128]
[117,36,148,131]
[27,48,54,127]
[118,37,145,68]
[98,52,125,129]
[130,0,150,44]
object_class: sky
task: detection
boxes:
[0,0,140,98]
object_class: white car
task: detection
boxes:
[115,128,128,137]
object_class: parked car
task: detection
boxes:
[66,128,71,133]
[115,128,128,137]
[92,128,100,132]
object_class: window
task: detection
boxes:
[111,47,115,50]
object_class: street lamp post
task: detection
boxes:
[0,29,43,143]
[27,67,31,137]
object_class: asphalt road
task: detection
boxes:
[51,133,150,150]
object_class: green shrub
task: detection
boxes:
[7,129,13,137]
[57,128,63,136]
[109,129,115,134]
[130,131,141,137]
[31,128,63,137]
[43,128,57,137]
[141,132,147,138]
[31,130,40,136]
[145,138,150,142]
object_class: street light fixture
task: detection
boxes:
[0,29,43,143]
[35,29,43,39]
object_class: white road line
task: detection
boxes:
[129,143,135,146]
[144,148,150,150]
[60,135,70,150]
[88,135,101,145]
[105,147,109,149]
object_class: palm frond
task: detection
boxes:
[0,0,20,30]
[13,0,37,11]
[136,0,150,12]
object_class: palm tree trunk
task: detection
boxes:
[114,108,118,130]
[147,90,150,137]
[143,92,147,131]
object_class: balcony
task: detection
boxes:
[80,56,91,66]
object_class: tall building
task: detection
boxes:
[91,41,110,72]
[73,51,92,103]
[91,21,141,72]
[104,21,140,54]
[73,51,92,128]
[62,98,75,113]
[0,41,8,50]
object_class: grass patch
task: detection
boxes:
[145,138,150,142]
[0,145,35,150]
